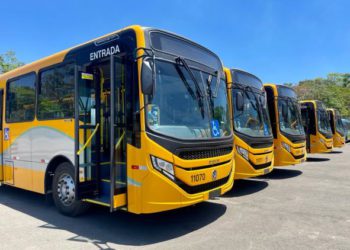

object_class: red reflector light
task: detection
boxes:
[131,165,139,170]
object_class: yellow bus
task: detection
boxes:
[327,108,346,148]
[300,100,333,153]
[0,25,235,216]
[263,84,306,166]
[225,68,273,179]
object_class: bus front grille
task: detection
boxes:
[292,153,305,160]
[250,161,272,170]
[179,147,233,160]
[177,175,230,194]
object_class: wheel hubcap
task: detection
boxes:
[57,173,75,206]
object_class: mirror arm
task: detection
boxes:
[152,54,156,97]
[134,47,155,62]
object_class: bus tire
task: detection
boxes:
[52,162,89,216]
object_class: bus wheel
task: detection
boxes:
[52,162,89,216]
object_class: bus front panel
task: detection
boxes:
[327,109,346,148]
[226,68,274,179]
[124,29,235,214]
[127,137,234,213]
[234,136,273,179]
[264,84,307,166]
[300,101,333,154]
[273,134,306,166]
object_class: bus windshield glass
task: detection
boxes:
[232,87,272,137]
[335,111,345,135]
[278,99,305,136]
[317,109,332,135]
[146,60,231,139]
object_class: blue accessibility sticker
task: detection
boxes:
[4,128,9,141]
[210,119,221,138]
[263,123,269,136]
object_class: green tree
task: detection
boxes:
[292,73,350,117]
[0,51,24,74]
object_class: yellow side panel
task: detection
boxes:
[3,165,14,184]
[32,170,45,193]
[13,166,32,191]
[0,132,2,182]
[3,165,45,193]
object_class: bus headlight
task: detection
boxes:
[151,156,175,180]
[281,142,291,152]
[320,138,325,144]
[236,146,249,161]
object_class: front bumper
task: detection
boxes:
[234,151,274,179]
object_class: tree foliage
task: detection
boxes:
[291,73,350,117]
[0,51,24,74]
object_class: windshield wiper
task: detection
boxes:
[176,57,204,98]
[241,85,264,129]
[175,57,205,118]
[243,85,259,112]
[174,65,196,100]
[286,98,304,134]
[208,71,221,98]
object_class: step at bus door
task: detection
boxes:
[110,55,128,211]
[75,65,102,199]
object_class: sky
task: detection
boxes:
[1,0,350,84]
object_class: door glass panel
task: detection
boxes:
[78,72,98,183]
[76,57,129,203]
[112,57,127,192]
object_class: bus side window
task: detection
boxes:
[38,63,75,120]
[6,73,36,123]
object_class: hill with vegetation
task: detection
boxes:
[286,73,350,117]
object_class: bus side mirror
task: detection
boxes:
[236,92,244,111]
[141,58,156,96]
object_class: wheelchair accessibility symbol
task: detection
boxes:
[4,128,10,141]
[210,120,220,138]
[263,123,269,136]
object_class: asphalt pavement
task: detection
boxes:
[0,144,349,249]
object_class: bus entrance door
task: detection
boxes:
[75,63,102,202]
[75,56,127,210]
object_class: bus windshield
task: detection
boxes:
[278,99,305,136]
[318,109,332,135]
[232,87,272,137]
[335,111,345,135]
[146,60,231,139]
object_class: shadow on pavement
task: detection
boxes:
[307,157,330,162]
[326,151,343,154]
[0,185,226,248]
[223,179,268,198]
[259,168,303,180]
